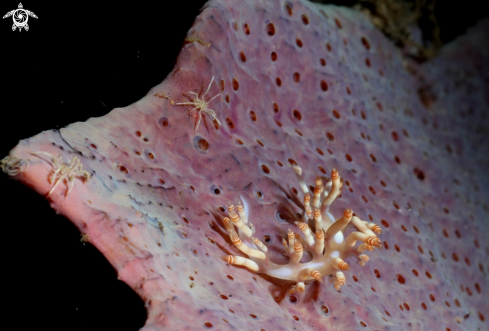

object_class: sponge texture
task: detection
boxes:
[3,1,489,330]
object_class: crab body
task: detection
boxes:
[31,152,90,197]
[175,76,221,131]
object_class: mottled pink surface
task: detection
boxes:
[3,0,489,330]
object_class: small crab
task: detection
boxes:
[175,76,221,131]
[32,152,90,197]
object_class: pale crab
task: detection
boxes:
[175,76,221,131]
[31,152,90,197]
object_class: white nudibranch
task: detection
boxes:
[219,164,383,294]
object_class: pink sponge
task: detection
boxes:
[3,0,489,330]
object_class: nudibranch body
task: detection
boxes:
[221,165,382,294]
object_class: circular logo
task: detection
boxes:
[3,3,38,32]
[13,9,28,27]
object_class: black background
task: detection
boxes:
[0,1,485,330]
[0,1,206,330]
